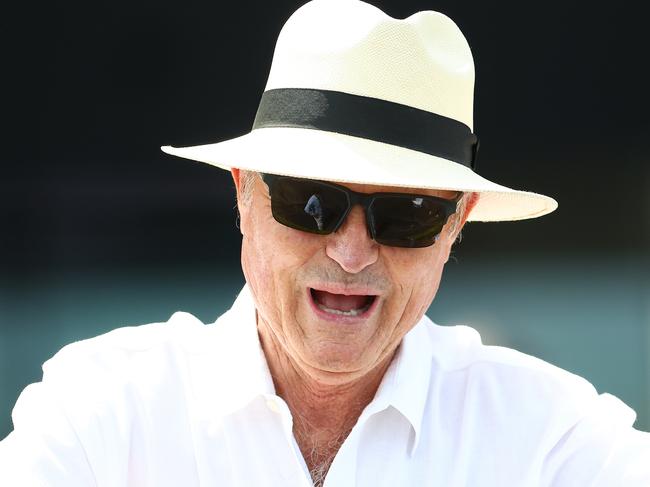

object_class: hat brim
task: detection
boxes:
[161,127,557,222]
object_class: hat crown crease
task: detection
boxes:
[265,0,475,130]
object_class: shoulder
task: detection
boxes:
[37,287,256,410]
[37,308,250,413]
[417,317,626,433]
[42,311,209,382]
[414,318,644,478]
[420,316,596,395]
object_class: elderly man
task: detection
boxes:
[1,0,649,485]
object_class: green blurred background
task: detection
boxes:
[2,0,649,440]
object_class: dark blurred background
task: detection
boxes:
[1,0,648,440]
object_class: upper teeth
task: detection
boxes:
[316,303,368,316]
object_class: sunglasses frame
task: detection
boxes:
[260,173,463,248]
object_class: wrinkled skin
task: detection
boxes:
[232,169,476,387]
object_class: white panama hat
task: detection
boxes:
[162,0,557,222]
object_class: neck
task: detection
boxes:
[257,318,394,482]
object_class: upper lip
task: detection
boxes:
[308,282,382,297]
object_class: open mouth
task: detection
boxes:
[309,288,377,317]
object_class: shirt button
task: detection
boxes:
[266,399,281,413]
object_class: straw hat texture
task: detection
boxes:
[162,0,557,221]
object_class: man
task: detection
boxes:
[1,0,648,485]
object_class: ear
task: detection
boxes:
[231,168,246,235]
[231,168,242,196]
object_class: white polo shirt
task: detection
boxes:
[1,285,648,486]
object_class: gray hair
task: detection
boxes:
[449,192,473,241]
[237,170,259,205]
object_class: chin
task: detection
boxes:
[299,341,380,378]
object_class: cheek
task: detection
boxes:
[241,214,323,310]
[382,245,448,325]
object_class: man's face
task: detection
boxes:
[235,170,467,384]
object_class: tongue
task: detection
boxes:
[313,290,369,311]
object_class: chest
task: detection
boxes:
[292,424,350,485]
[163,402,543,487]
[90,391,549,487]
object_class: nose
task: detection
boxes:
[325,205,379,274]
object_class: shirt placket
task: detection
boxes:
[263,394,314,487]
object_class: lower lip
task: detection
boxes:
[307,289,379,324]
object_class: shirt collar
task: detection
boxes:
[190,285,276,422]
[363,317,433,456]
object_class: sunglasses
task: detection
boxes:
[260,173,462,248]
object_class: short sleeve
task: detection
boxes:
[541,393,650,486]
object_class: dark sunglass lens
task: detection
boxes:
[269,178,349,234]
[370,196,455,248]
